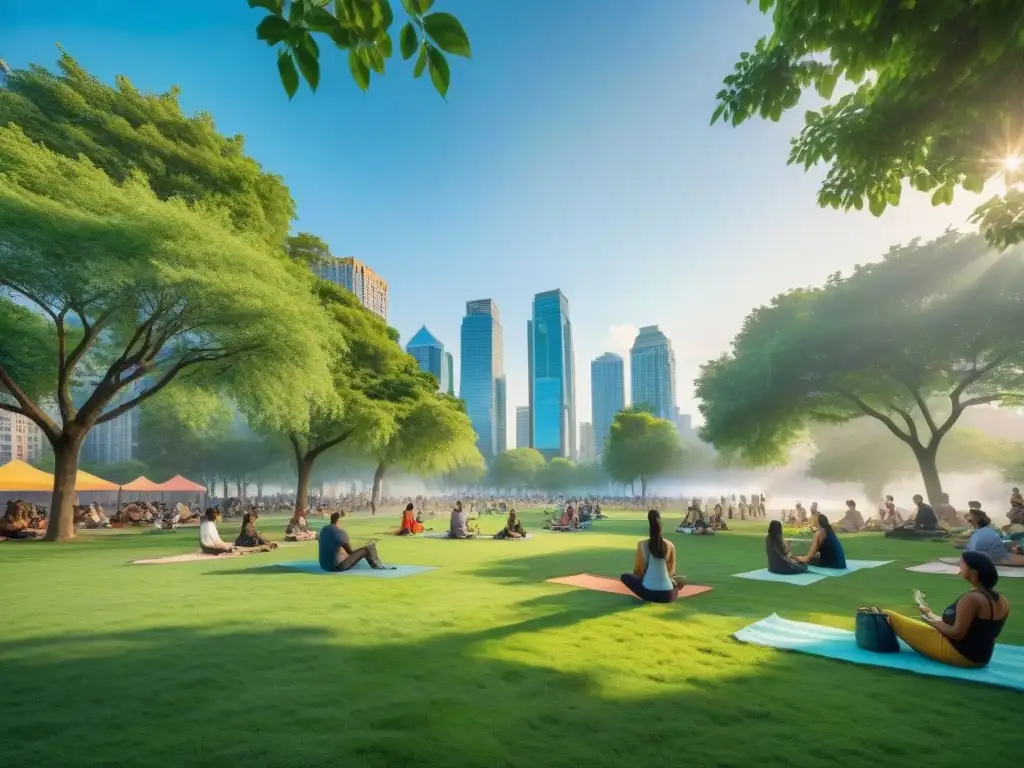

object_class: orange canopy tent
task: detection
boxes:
[120,476,164,493]
[155,475,207,493]
[75,469,119,492]
[0,460,55,492]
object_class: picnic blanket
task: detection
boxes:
[733,560,892,586]
[907,560,1024,578]
[546,573,712,600]
[734,613,1024,692]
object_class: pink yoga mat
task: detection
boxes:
[546,573,713,600]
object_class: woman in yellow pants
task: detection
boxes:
[885,550,1010,668]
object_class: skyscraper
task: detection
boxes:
[578,422,596,463]
[406,325,454,394]
[528,289,576,460]
[0,411,43,464]
[591,352,625,459]
[444,351,455,396]
[460,299,504,460]
[515,406,530,449]
[630,325,677,420]
[315,256,388,320]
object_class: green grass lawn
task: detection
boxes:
[3,508,1020,768]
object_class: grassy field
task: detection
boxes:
[2,508,1020,768]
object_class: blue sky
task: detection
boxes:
[2,0,984,448]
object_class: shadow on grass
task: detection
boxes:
[5,592,1021,768]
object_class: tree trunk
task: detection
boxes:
[256,481,263,503]
[241,480,249,500]
[370,463,388,515]
[221,479,228,500]
[913,447,944,506]
[235,479,242,498]
[44,432,85,542]
[295,457,314,512]
[640,474,647,502]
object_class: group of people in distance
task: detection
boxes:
[0,500,47,539]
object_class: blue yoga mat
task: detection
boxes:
[275,561,436,578]
[734,560,892,586]
[735,614,1024,692]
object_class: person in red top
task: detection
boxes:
[398,503,424,535]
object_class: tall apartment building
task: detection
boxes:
[315,256,388,320]
[578,422,596,463]
[590,352,625,459]
[630,325,677,421]
[515,406,530,449]
[0,410,44,464]
[406,326,455,394]
[460,299,505,460]
[528,289,576,460]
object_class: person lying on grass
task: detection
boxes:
[765,520,807,576]
[792,514,847,569]
[397,503,424,536]
[235,511,278,550]
[319,511,393,571]
[884,551,1010,669]
[285,509,318,542]
[620,509,685,603]
[494,509,527,539]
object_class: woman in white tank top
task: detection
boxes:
[620,509,684,602]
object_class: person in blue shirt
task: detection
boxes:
[964,505,1024,566]
[793,513,847,569]
[318,512,393,572]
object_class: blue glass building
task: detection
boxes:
[630,325,677,420]
[406,325,454,394]
[528,290,576,460]
[460,300,505,459]
[590,352,625,459]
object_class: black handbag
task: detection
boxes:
[855,607,901,653]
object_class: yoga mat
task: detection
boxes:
[733,569,828,586]
[546,573,712,600]
[275,561,435,578]
[807,559,893,576]
[734,613,1024,693]
[908,561,1024,578]
[130,542,303,565]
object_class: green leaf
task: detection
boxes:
[358,43,386,74]
[426,44,449,97]
[257,14,291,44]
[294,41,321,91]
[816,71,838,100]
[277,50,300,99]
[402,0,434,14]
[376,32,393,59]
[248,0,284,12]
[399,22,418,59]
[305,7,339,32]
[962,173,985,194]
[413,42,427,77]
[348,49,371,90]
[710,103,726,125]
[422,12,471,57]
[326,22,353,48]
[289,0,307,23]
[868,195,886,216]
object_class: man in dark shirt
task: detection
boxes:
[318,512,390,572]
[912,495,938,530]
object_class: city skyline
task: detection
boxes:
[314,256,388,321]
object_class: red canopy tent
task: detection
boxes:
[120,476,164,493]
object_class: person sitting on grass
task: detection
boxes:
[620,509,685,603]
[879,495,903,528]
[836,499,865,533]
[398,503,425,536]
[793,513,847,569]
[963,505,1024,566]
[319,511,393,571]
[808,501,821,530]
[285,509,317,542]
[765,520,808,575]
[0,501,43,540]
[234,511,278,550]
[199,508,235,555]
[449,500,479,538]
[885,550,1010,668]
[495,509,527,539]
[546,504,580,531]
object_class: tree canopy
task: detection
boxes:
[247,0,471,99]
[713,1,1024,249]
[0,125,336,539]
[697,231,1024,503]
[537,457,577,494]
[603,408,684,499]
[0,52,295,249]
[489,448,546,490]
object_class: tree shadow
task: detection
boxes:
[5,592,1019,768]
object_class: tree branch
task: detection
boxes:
[308,429,356,461]
[896,377,938,436]
[0,401,26,416]
[891,405,920,443]
[832,386,917,447]
[0,361,59,440]
[0,279,58,323]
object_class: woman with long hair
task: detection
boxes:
[793,513,846,569]
[765,520,807,575]
[620,509,684,603]
[964,504,1024,566]
[885,550,1010,668]
[234,510,277,549]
